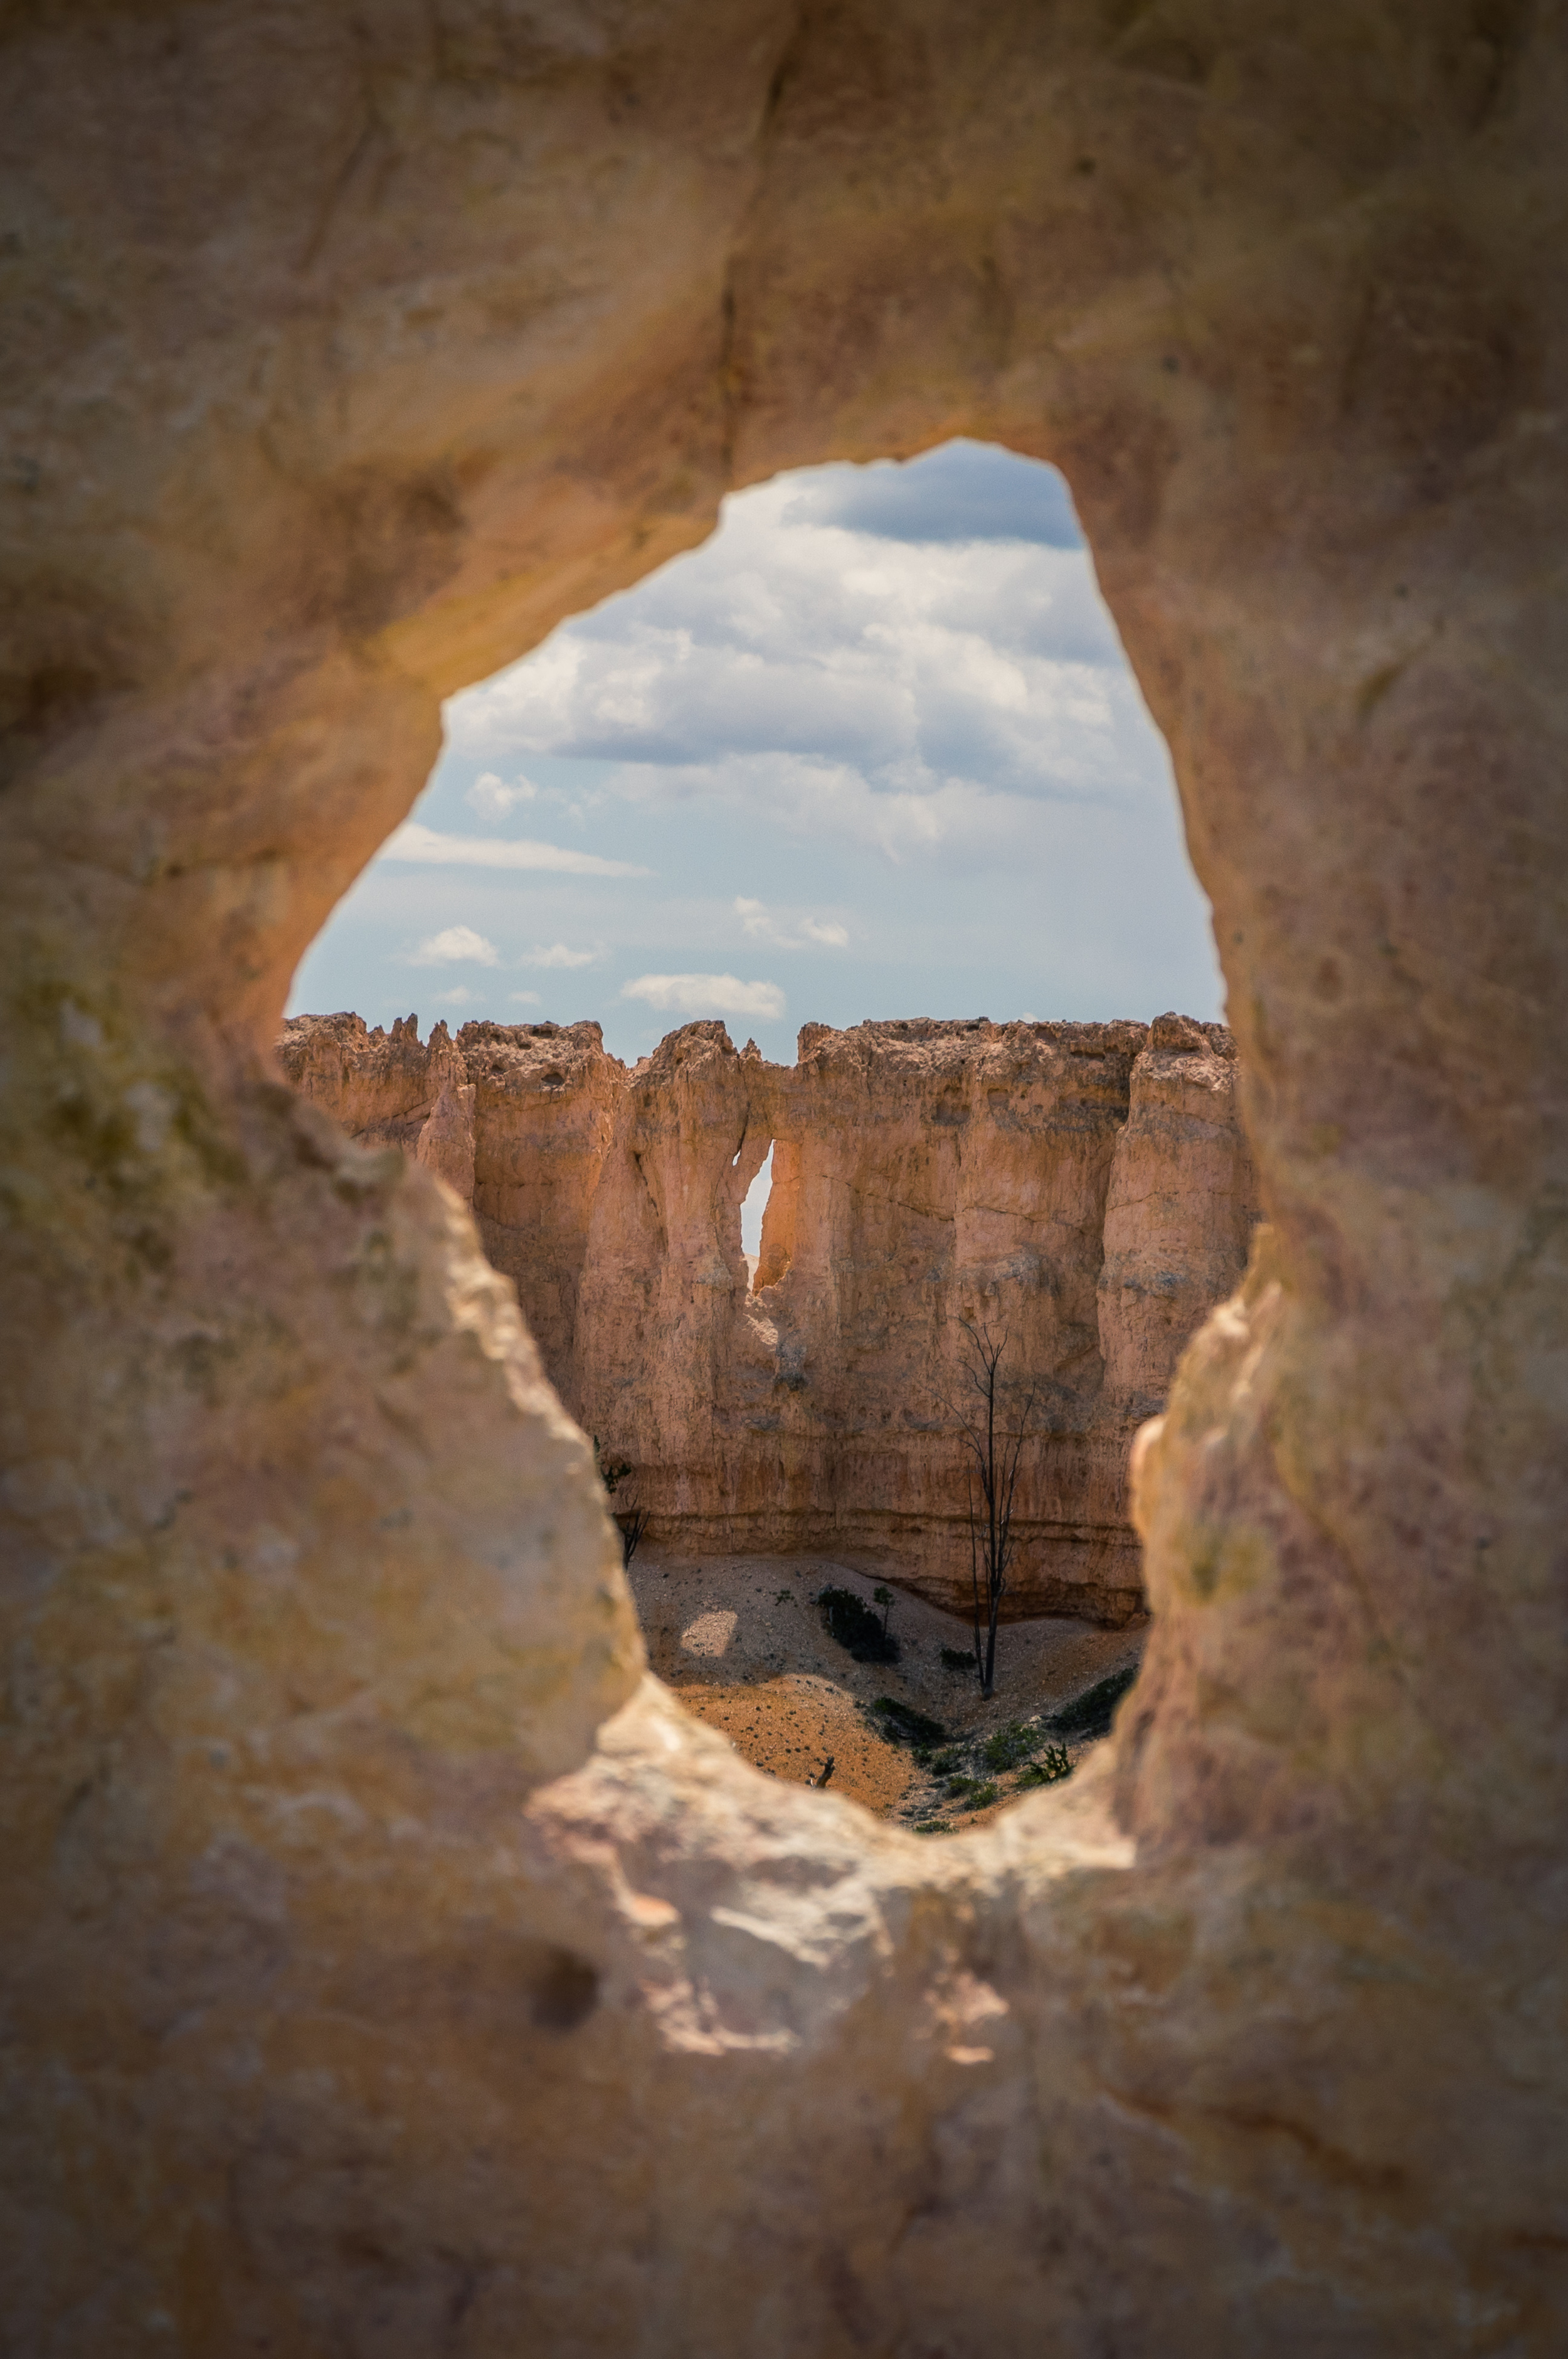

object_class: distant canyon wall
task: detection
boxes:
[280,1011,1259,1624]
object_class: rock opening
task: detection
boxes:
[740,1138,773,1292]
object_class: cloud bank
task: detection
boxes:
[288,440,1222,1060]
[522,942,598,969]
[408,924,499,967]
[442,443,1141,870]
[384,822,646,878]
[781,440,1084,546]
[622,973,786,1021]
[736,897,849,950]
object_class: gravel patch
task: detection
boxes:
[629,1551,1146,1828]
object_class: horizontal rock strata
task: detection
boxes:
[282,1008,1258,1623]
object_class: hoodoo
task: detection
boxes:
[283,1009,1259,1623]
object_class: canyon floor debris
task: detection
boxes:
[630,1552,1145,1828]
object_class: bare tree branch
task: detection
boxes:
[947,1320,1039,1696]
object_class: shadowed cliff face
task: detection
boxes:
[3,1,1565,2350]
[282,1009,1258,1622]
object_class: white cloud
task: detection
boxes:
[618,755,1049,867]
[522,942,598,969]
[622,972,786,1021]
[735,897,849,951]
[440,452,1153,873]
[509,989,543,1006]
[436,986,475,1006]
[289,445,1222,1056]
[466,770,538,818]
[383,821,648,878]
[410,924,499,967]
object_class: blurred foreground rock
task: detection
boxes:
[3,0,1564,2350]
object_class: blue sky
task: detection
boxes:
[288,440,1223,1069]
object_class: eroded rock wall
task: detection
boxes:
[283,1011,620,1392]
[1098,1011,1261,1419]
[285,1008,1257,1622]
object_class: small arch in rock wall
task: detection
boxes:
[740,1141,775,1292]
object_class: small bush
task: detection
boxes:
[960,1781,1000,1811]
[944,1774,976,1799]
[940,1646,977,1673]
[914,1822,950,1836]
[593,1438,631,1496]
[982,1720,1040,1774]
[817,1585,901,1663]
[1049,1664,1138,1741]
[872,1697,947,1748]
[932,1747,963,1776]
[1017,1744,1073,1788]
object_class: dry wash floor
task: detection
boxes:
[630,1553,1145,1832]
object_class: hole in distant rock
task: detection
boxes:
[529,1948,600,2033]
[741,1141,773,1292]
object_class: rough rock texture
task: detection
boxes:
[285,1008,1256,1623]
[1098,1010,1262,1421]
[3,5,1565,2353]
[284,1012,622,1383]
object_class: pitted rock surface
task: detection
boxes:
[3,3,1564,2351]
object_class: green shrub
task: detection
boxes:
[960,1781,1000,1810]
[944,1774,975,1799]
[1017,1744,1073,1788]
[817,1585,901,1664]
[1049,1664,1138,1740]
[871,1697,947,1747]
[932,1747,963,1776]
[593,1437,631,1496]
[982,1720,1040,1774]
[940,1646,977,1673]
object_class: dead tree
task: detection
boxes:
[951,1321,1038,1697]
[595,1437,647,1567]
[617,1504,649,1568]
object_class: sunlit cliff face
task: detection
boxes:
[280,1006,1256,1621]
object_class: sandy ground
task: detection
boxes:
[628,1551,1146,1833]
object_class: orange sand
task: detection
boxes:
[631,1552,1143,1825]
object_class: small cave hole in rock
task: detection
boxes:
[283,440,1249,1835]
[529,1948,600,2034]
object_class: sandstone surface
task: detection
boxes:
[284,1008,1257,1623]
[3,4,1565,2353]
